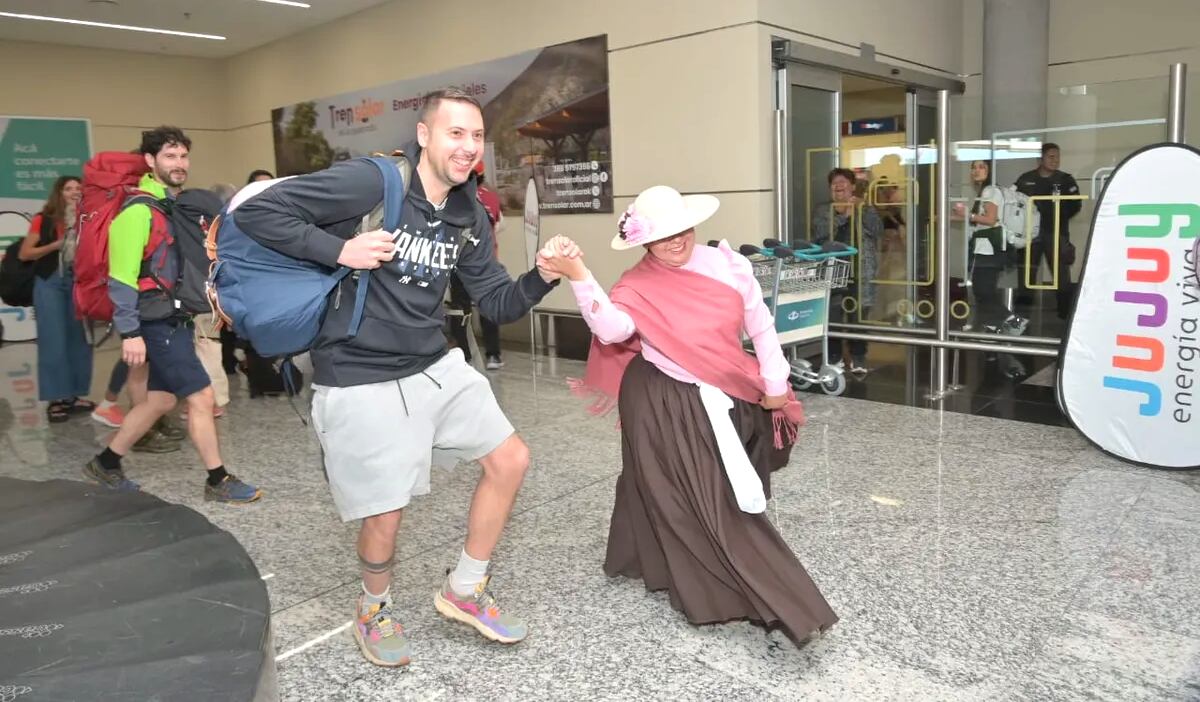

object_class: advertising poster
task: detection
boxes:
[0,116,92,342]
[271,35,612,217]
[1059,143,1199,470]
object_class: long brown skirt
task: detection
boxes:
[604,355,838,643]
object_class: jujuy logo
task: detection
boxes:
[1104,203,1199,422]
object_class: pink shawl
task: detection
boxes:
[569,252,804,448]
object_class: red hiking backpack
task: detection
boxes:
[73,152,172,322]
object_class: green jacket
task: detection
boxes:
[108,173,178,335]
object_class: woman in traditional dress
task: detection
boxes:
[538,185,838,644]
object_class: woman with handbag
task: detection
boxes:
[18,175,95,422]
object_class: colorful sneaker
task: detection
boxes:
[204,474,262,504]
[353,598,412,667]
[132,430,181,454]
[155,416,186,441]
[91,404,125,428]
[434,572,528,644]
[82,457,140,492]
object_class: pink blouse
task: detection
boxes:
[567,241,791,397]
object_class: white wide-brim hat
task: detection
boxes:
[610,185,720,251]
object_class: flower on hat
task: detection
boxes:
[618,204,653,244]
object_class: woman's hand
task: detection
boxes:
[537,235,588,282]
[759,393,789,410]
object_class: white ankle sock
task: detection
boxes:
[448,549,489,597]
[361,583,390,612]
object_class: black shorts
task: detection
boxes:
[143,319,210,398]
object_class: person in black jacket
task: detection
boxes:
[234,88,561,668]
[1015,142,1081,319]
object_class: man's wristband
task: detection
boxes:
[120,330,142,340]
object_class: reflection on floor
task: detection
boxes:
[817,345,1072,428]
[1,339,1198,701]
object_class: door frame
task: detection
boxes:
[776,62,843,246]
[773,39,964,246]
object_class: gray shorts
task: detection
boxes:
[311,348,514,521]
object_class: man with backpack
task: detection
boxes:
[1015,142,1081,320]
[83,126,261,503]
[232,88,560,667]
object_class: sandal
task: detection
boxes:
[47,401,70,423]
[65,397,97,414]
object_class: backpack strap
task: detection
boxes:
[338,155,412,338]
[121,193,177,299]
[36,212,57,246]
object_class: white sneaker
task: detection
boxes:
[485,355,504,370]
[850,357,870,376]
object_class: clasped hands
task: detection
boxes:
[534,235,788,411]
[536,235,588,283]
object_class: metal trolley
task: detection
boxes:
[738,239,857,396]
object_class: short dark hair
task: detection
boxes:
[1042,142,1060,156]
[246,169,274,183]
[140,126,191,156]
[828,167,856,186]
[418,87,483,125]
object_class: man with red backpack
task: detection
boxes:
[82,126,261,503]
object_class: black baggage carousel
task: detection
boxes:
[0,478,275,701]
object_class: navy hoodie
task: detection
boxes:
[232,142,556,387]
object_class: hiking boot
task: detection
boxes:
[434,572,527,644]
[204,474,262,504]
[353,597,412,667]
[156,416,185,441]
[132,430,181,454]
[82,457,140,492]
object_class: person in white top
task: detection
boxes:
[954,160,1023,334]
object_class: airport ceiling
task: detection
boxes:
[0,0,394,58]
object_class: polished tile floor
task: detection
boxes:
[1,339,1199,701]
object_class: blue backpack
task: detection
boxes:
[207,155,409,359]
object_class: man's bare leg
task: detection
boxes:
[463,433,530,562]
[184,387,221,469]
[434,433,531,644]
[352,508,411,667]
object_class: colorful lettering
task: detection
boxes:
[1125,248,1170,283]
[1114,291,1168,328]
[1112,335,1164,372]
[1103,376,1163,417]
[1119,203,1200,239]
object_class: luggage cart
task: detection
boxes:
[740,240,856,396]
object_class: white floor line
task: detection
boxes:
[261,573,275,581]
[275,620,353,663]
